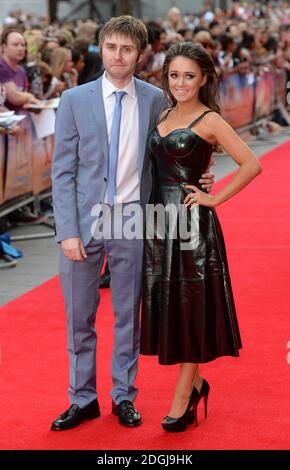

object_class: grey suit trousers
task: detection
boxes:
[59,202,143,408]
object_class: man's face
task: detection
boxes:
[101,33,142,82]
[3,32,26,63]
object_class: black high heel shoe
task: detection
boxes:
[191,378,210,427]
[162,388,199,432]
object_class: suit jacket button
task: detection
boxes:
[104,177,107,182]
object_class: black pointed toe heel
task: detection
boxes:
[161,412,189,432]
[162,387,199,432]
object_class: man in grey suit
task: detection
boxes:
[51,16,213,431]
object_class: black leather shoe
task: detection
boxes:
[51,399,100,431]
[112,400,142,427]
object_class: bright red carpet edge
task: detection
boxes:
[0,140,290,450]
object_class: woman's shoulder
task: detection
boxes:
[202,111,233,152]
[203,111,232,131]
[201,110,226,128]
[203,109,221,120]
[158,107,173,124]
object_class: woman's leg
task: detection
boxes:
[192,365,204,393]
[164,363,198,420]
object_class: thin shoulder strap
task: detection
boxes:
[187,110,214,129]
[157,108,173,125]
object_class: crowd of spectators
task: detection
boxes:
[0,1,289,127]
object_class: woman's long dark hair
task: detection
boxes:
[162,42,221,114]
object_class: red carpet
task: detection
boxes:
[1,140,290,450]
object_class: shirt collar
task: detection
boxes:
[102,72,136,99]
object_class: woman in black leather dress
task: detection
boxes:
[140,42,262,432]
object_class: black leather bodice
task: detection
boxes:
[149,126,214,189]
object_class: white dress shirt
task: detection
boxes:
[102,72,140,204]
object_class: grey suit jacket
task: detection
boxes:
[52,74,164,246]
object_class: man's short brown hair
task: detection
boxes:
[99,15,148,53]
[1,28,24,46]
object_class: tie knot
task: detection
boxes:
[114,91,126,103]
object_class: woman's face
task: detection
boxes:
[168,56,206,104]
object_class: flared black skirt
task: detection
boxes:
[140,191,242,365]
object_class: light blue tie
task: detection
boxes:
[108,90,126,206]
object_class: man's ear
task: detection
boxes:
[137,52,144,64]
